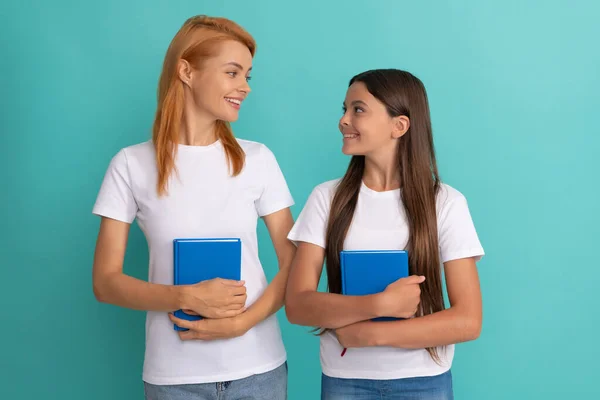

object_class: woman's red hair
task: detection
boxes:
[152,15,256,195]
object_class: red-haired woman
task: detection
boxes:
[91,15,294,400]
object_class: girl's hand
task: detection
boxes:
[376,275,425,318]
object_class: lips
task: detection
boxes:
[225,97,242,105]
[343,133,359,140]
[225,97,243,110]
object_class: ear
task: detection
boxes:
[392,116,410,139]
[177,59,193,88]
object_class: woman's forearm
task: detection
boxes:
[94,271,187,312]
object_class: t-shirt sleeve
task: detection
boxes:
[438,194,485,263]
[287,186,330,249]
[92,149,138,224]
[255,145,295,217]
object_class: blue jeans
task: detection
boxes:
[321,370,453,400]
[144,362,287,400]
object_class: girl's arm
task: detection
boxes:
[285,242,424,330]
[335,257,482,349]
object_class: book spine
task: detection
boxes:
[173,241,179,285]
[340,252,347,295]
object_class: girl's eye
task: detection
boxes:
[354,107,364,113]
[227,72,237,77]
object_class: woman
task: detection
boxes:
[285,69,484,399]
[92,15,295,400]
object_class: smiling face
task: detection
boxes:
[180,39,253,122]
[339,81,408,157]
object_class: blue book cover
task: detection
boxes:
[340,250,409,321]
[172,238,242,331]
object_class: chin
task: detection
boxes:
[216,111,239,123]
[342,149,363,156]
[342,144,364,156]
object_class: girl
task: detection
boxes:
[285,69,484,399]
[92,16,295,400]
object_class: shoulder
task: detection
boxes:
[99,141,154,185]
[309,178,342,203]
[437,183,466,205]
[111,140,154,164]
[236,139,286,173]
[236,138,272,158]
[315,179,342,194]
[436,182,470,218]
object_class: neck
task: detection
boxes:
[363,145,400,191]
[179,100,218,146]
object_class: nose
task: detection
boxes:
[339,111,350,130]
[239,80,251,95]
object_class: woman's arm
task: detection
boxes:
[285,242,424,330]
[237,208,297,329]
[335,257,482,349]
[170,208,298,340]
[93,217,246,317]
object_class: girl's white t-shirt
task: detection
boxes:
[92,139,294,385]
[287,179,485,380]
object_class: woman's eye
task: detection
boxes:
[354,107,364,113]
[227,72,237,77]
[246,76,252,82]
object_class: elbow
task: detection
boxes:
[462,316,482,342]
[93,281,107,303]
[93,275,112,304]
[284,298,300,325]
[284,294,305,326]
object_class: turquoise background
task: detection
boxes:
[1,0,598,398]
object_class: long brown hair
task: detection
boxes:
[325,69,445,363]
[152,15,256,195]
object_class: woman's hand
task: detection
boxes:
[169,313,249,341]
[182,278,247,319]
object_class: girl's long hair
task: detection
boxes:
[325,69,444,363]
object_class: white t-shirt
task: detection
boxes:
[92,139,294,385]
[287,179,484,380]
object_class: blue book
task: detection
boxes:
[172,238,242,331]
[340,250,409,321]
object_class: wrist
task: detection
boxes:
[236,311,254,335]
[175,285,191,311]
[370,322,387,346]
[370,293,387,319]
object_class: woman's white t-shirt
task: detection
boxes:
[287,179,484,380]
[92,139,294,385]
